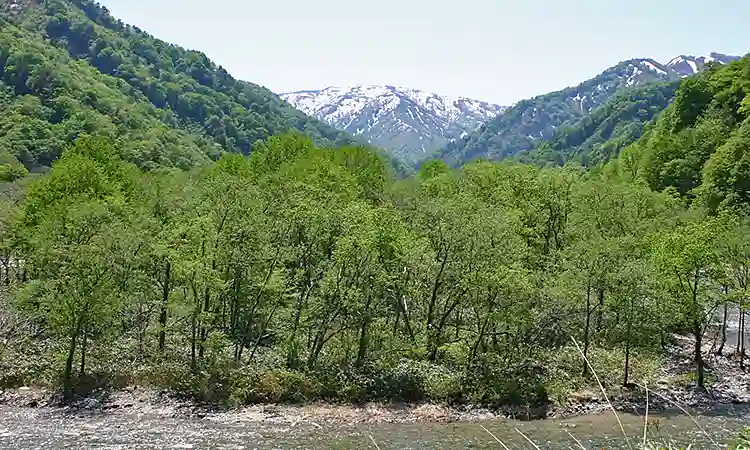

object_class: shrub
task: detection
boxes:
[230,368,319,405]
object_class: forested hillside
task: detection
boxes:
[0,21,218,172]
[0,0,355,173]
[436,56,738,167]
[523,82,680,167]
[617,55,750,211]
[434,59,681,166]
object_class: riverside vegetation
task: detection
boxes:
[0,0,750,437]
[2,124,750,410]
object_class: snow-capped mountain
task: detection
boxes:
[281,85,506,163]
[437,52,743,165]
[556,52,742,115]
[666,52,740,78]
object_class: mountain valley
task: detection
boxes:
[280,53,740,166]
[2,4,750,448]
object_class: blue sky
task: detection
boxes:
[101,0,749,105]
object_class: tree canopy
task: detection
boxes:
[0,0,358,174]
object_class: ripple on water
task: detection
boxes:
[1,405,749,449]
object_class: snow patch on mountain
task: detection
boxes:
[666,53,740,78]
[281,85,506,162]
[641,60,668,76]
[285,85,501,127]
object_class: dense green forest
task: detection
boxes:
[617,56,750,211]
[1,123,749,408]
[1,0,749,413]
[0,0,357,173]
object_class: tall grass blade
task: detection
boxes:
[514,427,542,450]
[368,435,382,450]
[633,382,719,448]
[572,337,633,450]
[480,424,512,450]
[644,381,649,449]
[565,429,587,450]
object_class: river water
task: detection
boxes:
[1,405,748,449]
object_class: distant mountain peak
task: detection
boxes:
[281,85,506,163]
[666,52,740,77]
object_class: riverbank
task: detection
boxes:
[2,334,747,425]
[555,333,750,418]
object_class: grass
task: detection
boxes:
[466,338,750,450]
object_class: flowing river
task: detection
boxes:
[1,404,748,449]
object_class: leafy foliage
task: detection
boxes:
[619,56,750,210]
[4,131,743,410]
[0,0,358,174]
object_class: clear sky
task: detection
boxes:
[100,0,749,105]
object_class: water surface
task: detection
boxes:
[1,405,748,449]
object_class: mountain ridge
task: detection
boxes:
[0,0,360,172]
[433,52,743,166]
[281,85,506,163]
[280,53,740,166]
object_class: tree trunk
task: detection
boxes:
[623,300,633,386]
[741,308,746,372]
[623,328,631,386]
[471,314,491,362]
[717,301,728,356]
[286,281,314,368]
[595,286,605,336]
[734,303,742,354]
[158,262,170,352]
[248,302,281,361]
[1,259,8,286]
[63,318,84,401]
[79,325,88,377]
[356,293,373,367]
[190,313,197,373]
[356,317,370,367]
[199,288,210,360]
[428,297,461,362]
[395,295,415,343]
[425,251,448,352]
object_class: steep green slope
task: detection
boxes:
[0,21,217,171]
[0,0,356,171]
[618,56,750,210]
[434,59,682,166]
[522,81,680,167]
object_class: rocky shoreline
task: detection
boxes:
[1,385,747,427]
[2,335,748,425]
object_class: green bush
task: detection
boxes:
[462,354,549,407]
[229,368,319,405]
[423,365,463,403]
[0,153,28,182]
[369,361,427,402]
